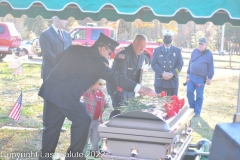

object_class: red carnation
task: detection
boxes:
[117,87,122,92]
[166,108,175,117]
[164,103,169,110]
[160,91,166,97]
[187,78,190,82]
[197,84,201,87]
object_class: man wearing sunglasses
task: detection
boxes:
[38,33,156,160]
[186,37,214,117]
[151,29,184,96]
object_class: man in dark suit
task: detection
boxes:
[107,34,147,109]
[38,33,156,160]
[39,16,72,80]
[39,16,72,132]
[151,29,184,96]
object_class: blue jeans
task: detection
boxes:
[187,74,205,115]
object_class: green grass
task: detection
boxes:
[0,61,238,160]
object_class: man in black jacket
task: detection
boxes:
[38,33,156,160]
[107,34,147,108]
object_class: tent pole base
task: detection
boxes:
[233,113,240,122]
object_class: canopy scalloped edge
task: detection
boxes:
[1,0,240,19]
[0,1,240,26]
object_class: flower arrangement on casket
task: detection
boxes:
[116,91,185,121]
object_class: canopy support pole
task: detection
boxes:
[233,74,240,122]
[220,24,225,53]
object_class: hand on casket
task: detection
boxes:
[138,86,157,97]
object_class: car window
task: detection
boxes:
[8,24,19,36]
[91,29,104,40]
[0,26,5,34]
[71,29,86,40]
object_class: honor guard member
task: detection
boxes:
[151,30,184,96]
[107,34,147,109]
[38,33,156,160]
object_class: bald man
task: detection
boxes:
[107,34,147,111]
[39,16,72,132]
[40,16,72,80]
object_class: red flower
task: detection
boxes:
[197,84,201,87]
[166,108,175,117]
[187,78,190,82]
[117,87,122,92]
[164,103,168,110]
[163,96,185,120]
[160,91,166,97]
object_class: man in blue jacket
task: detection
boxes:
[151,30,184,96]
[186,37,214,117]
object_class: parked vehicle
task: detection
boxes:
[17,37,41,59]
[0,22,22,60]
[70,24,162,64]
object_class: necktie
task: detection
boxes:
[57,30,62,40]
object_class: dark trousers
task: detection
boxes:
[154,87,178,96]
[109,91,135,119]
[39,100,91,160]
[111,91,135,108]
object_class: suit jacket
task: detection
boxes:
[39,26,72,80]
[151,45,183,88]
[38,45,137,111]
[107,44,145,99]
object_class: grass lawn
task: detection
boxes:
[0,60,239,160]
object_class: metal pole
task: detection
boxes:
[233,74,240,122]
[229,45,232,67]
[220,24,225,52]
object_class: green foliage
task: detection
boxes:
[23,16,49,38]
[0,116,9,126]
[116,96,166,113]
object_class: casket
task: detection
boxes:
[98,105,194,160]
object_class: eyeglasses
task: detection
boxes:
[98,83,106,86]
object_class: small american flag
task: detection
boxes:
[118,53,125,59]
[9,92,23,121]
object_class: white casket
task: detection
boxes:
[99,105,194,160]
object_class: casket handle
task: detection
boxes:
[131,146,138,159]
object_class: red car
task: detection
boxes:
[0,22,22,60]
[70,24,161,64]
